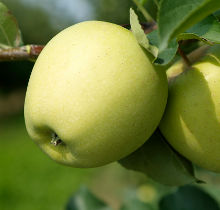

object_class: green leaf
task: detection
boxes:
[66,186,111,210]
[132,0,154,22]
[178,15,220,44]
[207,44,220,60]
[139,0,148,5]
[153,0,160,7]
[119,129,199,186]
[148,30,178,65]
[214,10,220,19]
[158,0,220,51]
[145,0,159,20]
[0,2,23,49]
[130,8,158,58]
[159,185,220,210]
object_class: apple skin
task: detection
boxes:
[24,21,168,168]
[160,55,220,172]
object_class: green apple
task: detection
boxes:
[24,21,168,168]
[160,54,220,172]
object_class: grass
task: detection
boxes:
[0,114,95,210]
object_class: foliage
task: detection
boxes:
[119,129,199,186]
[66,186,111,210]
[66,185,220,210]
[0,2,23,48]
[159,185,220,210]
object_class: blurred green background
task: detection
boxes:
[1,0,220,210]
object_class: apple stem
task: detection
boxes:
[51,133,63,146]
[178,46,191,67]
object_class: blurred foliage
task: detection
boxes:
[66,186,111,210]
[65,184,220,210]
[159,185,220,210]
[1,0,135,44]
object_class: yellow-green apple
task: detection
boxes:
[24,21,168,168]
[160,54,220,172]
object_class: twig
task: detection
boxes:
[0,45,44,62]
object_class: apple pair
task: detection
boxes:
[24,21,220,173]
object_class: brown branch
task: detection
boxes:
[0,45,44,62]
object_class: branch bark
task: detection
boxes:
[0,45,44,62]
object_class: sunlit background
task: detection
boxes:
[1,1,220,210]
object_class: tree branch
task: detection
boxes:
[0,45,44,62]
